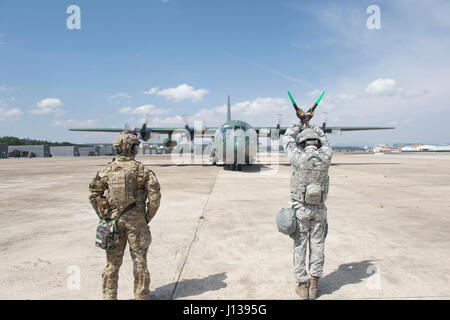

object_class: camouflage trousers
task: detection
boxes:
[103,211,152,300]
[290,203,328,283]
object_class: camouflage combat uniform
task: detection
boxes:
[89,133,161,300]
[283,124,332,285]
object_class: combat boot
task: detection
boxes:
[309,276,319,300]
[295,282,309,300]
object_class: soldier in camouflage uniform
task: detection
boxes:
[89,132,161,300]
[283,124,332,300]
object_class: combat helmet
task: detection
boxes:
[297,127,322,148]
[113,132,140,157]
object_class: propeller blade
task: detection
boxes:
[140,114,151,141]
[276,113,282,130]
[143,113,150,125]
[320,112,328,131]
[123,122,134,133]
[180,114,195,140]
[181,114,190,130]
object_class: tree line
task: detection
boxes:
[0,136,78,147]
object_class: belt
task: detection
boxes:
[118,202,137,215]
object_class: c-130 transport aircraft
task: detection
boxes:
[70,91,394,171]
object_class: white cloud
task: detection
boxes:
[36,98,62,108]
[187,97,293,126]
[52,119,96,127]
[0,107,23,120]
[149,115,187,126]
[109,92,131,100]
[0,84,17,91]
[402,89,430,98]
[149,84,209,102]
[139,97,291,128]
[366,79,429,99]
[143,87,159,95]
[337,93,356,100]
[119,104,170,115]
[366,79,399,95]
[31,98,63,114]
[213,97,290,116]
[308,89,321,97]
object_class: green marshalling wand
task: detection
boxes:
[288,90,325,127]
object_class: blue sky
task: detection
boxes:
[1,0,450,146]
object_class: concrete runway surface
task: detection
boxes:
[0,152,449,300]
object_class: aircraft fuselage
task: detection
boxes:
[210,120,257,168]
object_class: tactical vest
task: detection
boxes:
[290,148,330,205]
[106,160,146,214]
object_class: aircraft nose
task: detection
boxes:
[234,130,250,161]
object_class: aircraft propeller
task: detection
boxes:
[121,114,152,141]
[276,113,282,130]
[320,112,328,132]
[139,114,151,141]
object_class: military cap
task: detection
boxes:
[297,127,321,144]
[113,132,140,155]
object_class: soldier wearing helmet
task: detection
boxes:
[283,124,332,300]
[89,132,161,300]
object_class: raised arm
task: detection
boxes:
[283,123,302,162]
[310,124,333,161]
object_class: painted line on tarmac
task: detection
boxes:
[170,169,220,299]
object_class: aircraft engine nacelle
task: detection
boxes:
[163,138,177,148]
[140,123,151,141]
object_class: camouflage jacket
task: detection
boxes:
[89,155,161,223]
[283,124,333,205]
[283,123,332,163]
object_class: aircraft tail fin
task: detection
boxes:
[227,95,231,122]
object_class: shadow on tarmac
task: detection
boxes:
[331,163,404,166]
[150,272,228,300]
[319,260,378,297]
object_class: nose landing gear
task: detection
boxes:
[231,163,242,171]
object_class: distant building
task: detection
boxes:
[8,145,51,157]
[372,145,387,153]
[401,144,450,152]
[97,144,115,156]
[0,144,8,158]
[50,146,80,157]
[139,143,169,155]
[79,146,100,156]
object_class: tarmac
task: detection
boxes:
[0,152,449,300]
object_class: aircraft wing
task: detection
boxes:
[69,127,185,134]
[253,127,285,135]
[320,126,395,134]
[252,126,395,135]
[69,127,221,136]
